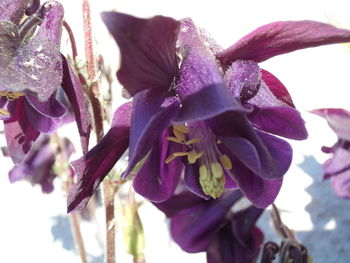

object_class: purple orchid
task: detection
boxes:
[9,135,74,193]
[154,189,264,263]
[67,11,350,212]
[312,108,350,198]
[0,0,67,163]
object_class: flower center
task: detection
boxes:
[0,91,24,116]
[166,122,232,198]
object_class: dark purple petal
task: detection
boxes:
[61,56,91,154]
[228,155,283,208]
[133,128,184,202]
[122,88,180,178]
[220,129,292,180]
[331,170,350,198]
[67,102,131,212]
[25,93,65,118]
[4,97,40,164]
[218,20,350,67]
[261,69,294,107]
[207,207,264,263]
[153,189,204,217]
[248,106,308,140]
[184,164,210,200]
[224,60,261,102]
[323,147,350,178]
[0,0,29,25]
[311,108,350,142]
[171,190,242,253]
[101,11,180,96]
[175,19,247,124]
[24,98,60,133]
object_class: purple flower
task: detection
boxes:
[67,12,350,212]
[0,1,68,163]
[312,108,350,198]
[154,189,264,263]
[9,135,74,193]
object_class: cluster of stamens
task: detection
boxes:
[166,124,233,198]
[0,91,24,116]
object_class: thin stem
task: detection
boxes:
[82,1,114,262]
[63,20,78,65]
[54,133,87,263]
[271,204,296,240]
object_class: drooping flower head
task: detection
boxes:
[67,11,350,212]
[312,108,350,198]
[154,189,264,263]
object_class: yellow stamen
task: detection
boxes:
[187,150,204,164]
[166,136,183,144]
[220,154,232,170]
[173,128,185,141]
[199,165,208,180]
[0,91,24,101]
[165,152,189,164]
[0,108,10,116]
[185,138,200,145]
[173,124,189,133]
[211,162,223,179]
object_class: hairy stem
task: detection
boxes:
[82,1,114,262]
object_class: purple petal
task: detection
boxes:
[25,93,65,118]
[61,56,91,153]
[224,60,261,102]
[4,98,40,163]
[133,128,184,202]
[0,0,29,25]
[248,106,308,140]
[312,108,350,142]
[184,164,211,200]
[261,69,295,107]
[101,12,180,96]
[122,89,180,178]
[323,147,350,178]
[175,19,247,124]
[153,190,204,217]
[228,157,283,208]
[24,98,59,133]
[331,170,350,198]
[67,102,131,212]
[171,190,242,253]
[218,20,350,67]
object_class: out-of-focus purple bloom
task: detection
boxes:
[67,11,350,212]
[154,189,264,263]
[9,135,74,193]
[0,1,68,163]
[312,108,350,198]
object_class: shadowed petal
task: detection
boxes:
[133,128,184,202]
[261,69,294,107]
[67,102,131,212]
[248,106,308,140]
[171,190,242,253]
[331,170,350,198]
[218,20,350,67]
[311,108,350,142]
[25,93,65,118]
[228,154,283,208]
[24,98,60,133]
[61,56,91,153]
[175,19,247,123]
[122,88,180,178]
[102,11,180,96]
